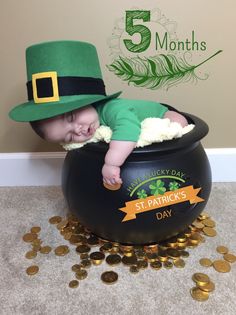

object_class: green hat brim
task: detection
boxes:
[9,91,122,122]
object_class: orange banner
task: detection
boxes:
[119,185,204,222]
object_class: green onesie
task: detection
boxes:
[95,98,168,142]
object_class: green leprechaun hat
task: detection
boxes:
[9,40,122,122]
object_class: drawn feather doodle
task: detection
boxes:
[107,50,222,90]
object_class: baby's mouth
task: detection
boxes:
[87,126,94,136]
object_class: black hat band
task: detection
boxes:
[27,75,106,102]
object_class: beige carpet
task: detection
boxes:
[0,183,235,315]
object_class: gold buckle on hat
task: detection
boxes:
[32,71,59,103]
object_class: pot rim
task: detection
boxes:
[80,112,208,154]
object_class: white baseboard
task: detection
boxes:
[0,152,66,186]
[0,148,235,186]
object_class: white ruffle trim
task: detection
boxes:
[62,118,195,151]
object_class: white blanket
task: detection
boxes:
[62,118,195,151]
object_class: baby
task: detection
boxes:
[30,98,188,186]
[8,40,188,187]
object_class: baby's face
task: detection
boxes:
[41,105,100,143]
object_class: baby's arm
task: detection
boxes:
[102,140,136,185]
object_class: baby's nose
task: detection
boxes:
[81,127,89,135]
[74,125,82,135]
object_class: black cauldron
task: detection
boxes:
[62,111,211,245]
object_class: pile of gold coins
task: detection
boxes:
[191,273,215,301]
[22,211,236,300]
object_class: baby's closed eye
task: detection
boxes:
[65,112,74,123]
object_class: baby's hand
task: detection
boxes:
[102,163,122,186]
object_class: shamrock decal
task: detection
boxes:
[149,180,166,196]
[137,189,148,199]
[169,181,180,191]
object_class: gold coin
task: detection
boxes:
[25,250,37,259]
[75,244,91,254]
[177,241,188,249]
[146,253,158,262]
[166,248,181,259]
[180,250,189,258]
[187,244,198,249]
[198,212,209,220]
[189,232,201,242]
[198,235,206,243]
[112,242,120,247]
[106,254,122,266]
[26,265,39,275]
[158,242,168,249]
[202,219,215,228]
[89,252,105,260]
[54,245,70,256]
[80,253,89,260]
[188,239,199,246]
[143,245,157,253]
[166,238,178,248]
[150,261,162,270]
[190,226,198,232]
[23,233,37,243]
[183,227,192,237]
[62,226,73,234]
[163,261,173,269]
[67,213,79,223]
[49,216,62,224]
[71,264,82,272]
[90,251,105,265]
[64,232,73,240]
[69,234,85,245]
[137,260,148,269]
[135,250,146,259]
[213,260,231,273]
[119,245,134,253]
[192,221,205,229]
[110,246,120,254]
[190,287,209,302]
[103,182,121,191]
[122,255,137,266]
[197,281,215,293]
[101,271,118,284]
[177,233,187,243]
[30,226,41,234]
[123,250,135,257]
[145,244,158,252]
[87,236,100,246]
[80,259,92,268]
[40,246,52,254]
[216,246,229,254]
[72,226,85,235]
[223,253,236,263]
[129,265,139,273]
[158,250,168,262]
[57,219,69,230]
[76,269,88,280]
[31,239,42,246]
[173,259,185,268]
[69,280,79,288]
[31,245,41,252]
[202,227,217,237]
[192,273,210,285]
[99,243,113,253]
[199,258,213,267]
